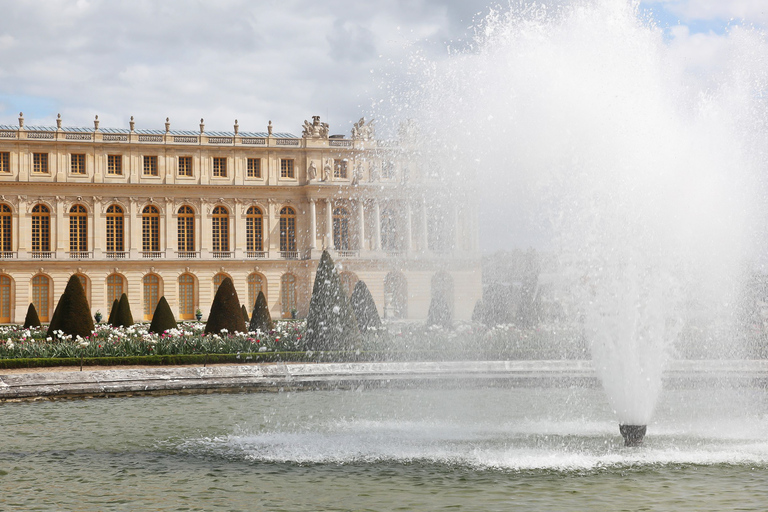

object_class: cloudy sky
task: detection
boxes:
[0,0,764,136]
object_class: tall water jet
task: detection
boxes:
[377,0,768,442]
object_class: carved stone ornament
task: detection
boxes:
[307,161,317,181]
[351,117,375,141]
[302,115,329,139]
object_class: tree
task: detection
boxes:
[350,280,382,332]
[148,296,177,334]
[112,293,134,328]
[47,274,94,339]
[427,291,452,328]
[22,303,41,329]
[249,291,274,332]
[107,298,119,326]
[305,250,361,350]
[204,277,247,335]
[241,304,249,323]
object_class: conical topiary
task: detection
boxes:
[113,293,134,327]
[148,296,177,334]
[204,277,247,335]
[23,303,41,329]
[350,280,382,332]
[427,291,452,329]
[249,291,274,332]
[46,275,95,339]
[241,304,249,323]
[107,298,119,325]
[305,250,361,350]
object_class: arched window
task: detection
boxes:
[0,274,11,323]
[142,205,160,252]
[106,205,124,253]
[247,273,264,310]
[178,206,195,252]
[69,205,88,252]
[279,207,296,253]
[0,204,11,253]
[178,273,195,320]
[106,273,124,307]
[32,274,50,322]
[339,272,357,298]
[213,273,229,294]
[143,274,160,320]
[384,272,407,320]
[281,273,297,318]
[246,206,263,253]
[31,204,50,253]
[333,207,350,250]
[212,206,229,252]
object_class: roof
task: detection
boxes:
[0,124,298,138]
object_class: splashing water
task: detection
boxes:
[380,1,768,425]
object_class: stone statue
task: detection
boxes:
[322,159,332,181]
[351,117,375,140]
[308,161,317,181]
[302,115,329,138]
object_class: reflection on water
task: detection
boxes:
[1,385,768,510]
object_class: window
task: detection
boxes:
[106,274,124,307]
[178,273,195,320]
[0,274,10,323]
[247,158,261,178]
[246,206,263,252]
[143,155,158,176]
[178,206,195,252]
[107,155,122,175]
[31,204,50,252]
[211,206,229,252]
[0,204,11,252]
[279,207,296,252]
[280,159,294,178]
[69,205,88,252]
[32,274,50,322]
[33,153,48,173]
[247,273,264,310]
[70,154,86,174]
[334,159,348,179]
[106,205,124,252]
[0,152,9,173]
[281,273,296,318]
[382,160,395,180]
[178,156,193,177]
[142,206,160,252]
[143,274,160,320]
[333,207,350,250]
[213,157,227,177]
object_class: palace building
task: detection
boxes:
[0,113,481,324]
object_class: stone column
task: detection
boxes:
[55,196,66,254]
[453,203,461,252]
[405,200,413,252]
[92,196,102,258]
[373,200,381,251]
[233,199,244,258]
[17,196,28,256]
[308,198,317,251]
[129,198,139,258]
[165,198,175,257]
[199,200,209,258]
[421,197,429,251]
[357,200,365,251]
[325,198,334,250]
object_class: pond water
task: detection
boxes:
[1,383,768,511]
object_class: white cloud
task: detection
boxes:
[647,0,768,24]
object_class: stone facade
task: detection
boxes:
[0,113,481,324]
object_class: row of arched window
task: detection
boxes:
[0,269,421,324]
[0,203,299,254]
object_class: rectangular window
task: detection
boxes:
[213,157,227,177]
[178,156,193,177]
[0,152,9,173]
[143,155,158,176]
[70,154,86,174]
[247,158,261,178]
[33,153,48,173]
[107,155,122,175]
[280,159,294,178]
[334,159,348,179]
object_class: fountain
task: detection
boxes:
[378,0,767,445]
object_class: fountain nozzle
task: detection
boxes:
[619,424,646,447]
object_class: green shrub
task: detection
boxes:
[204,277,247,335]
[305,250,361,350]
[350,280,382,332]
[113,293,134,327]
[107,299,119,326]
[22,303,41,329]
[241,304,249,323]
[249,291,274,332]
[148,296,177,334]
[47,274,95,339]
[427,292,452,328]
